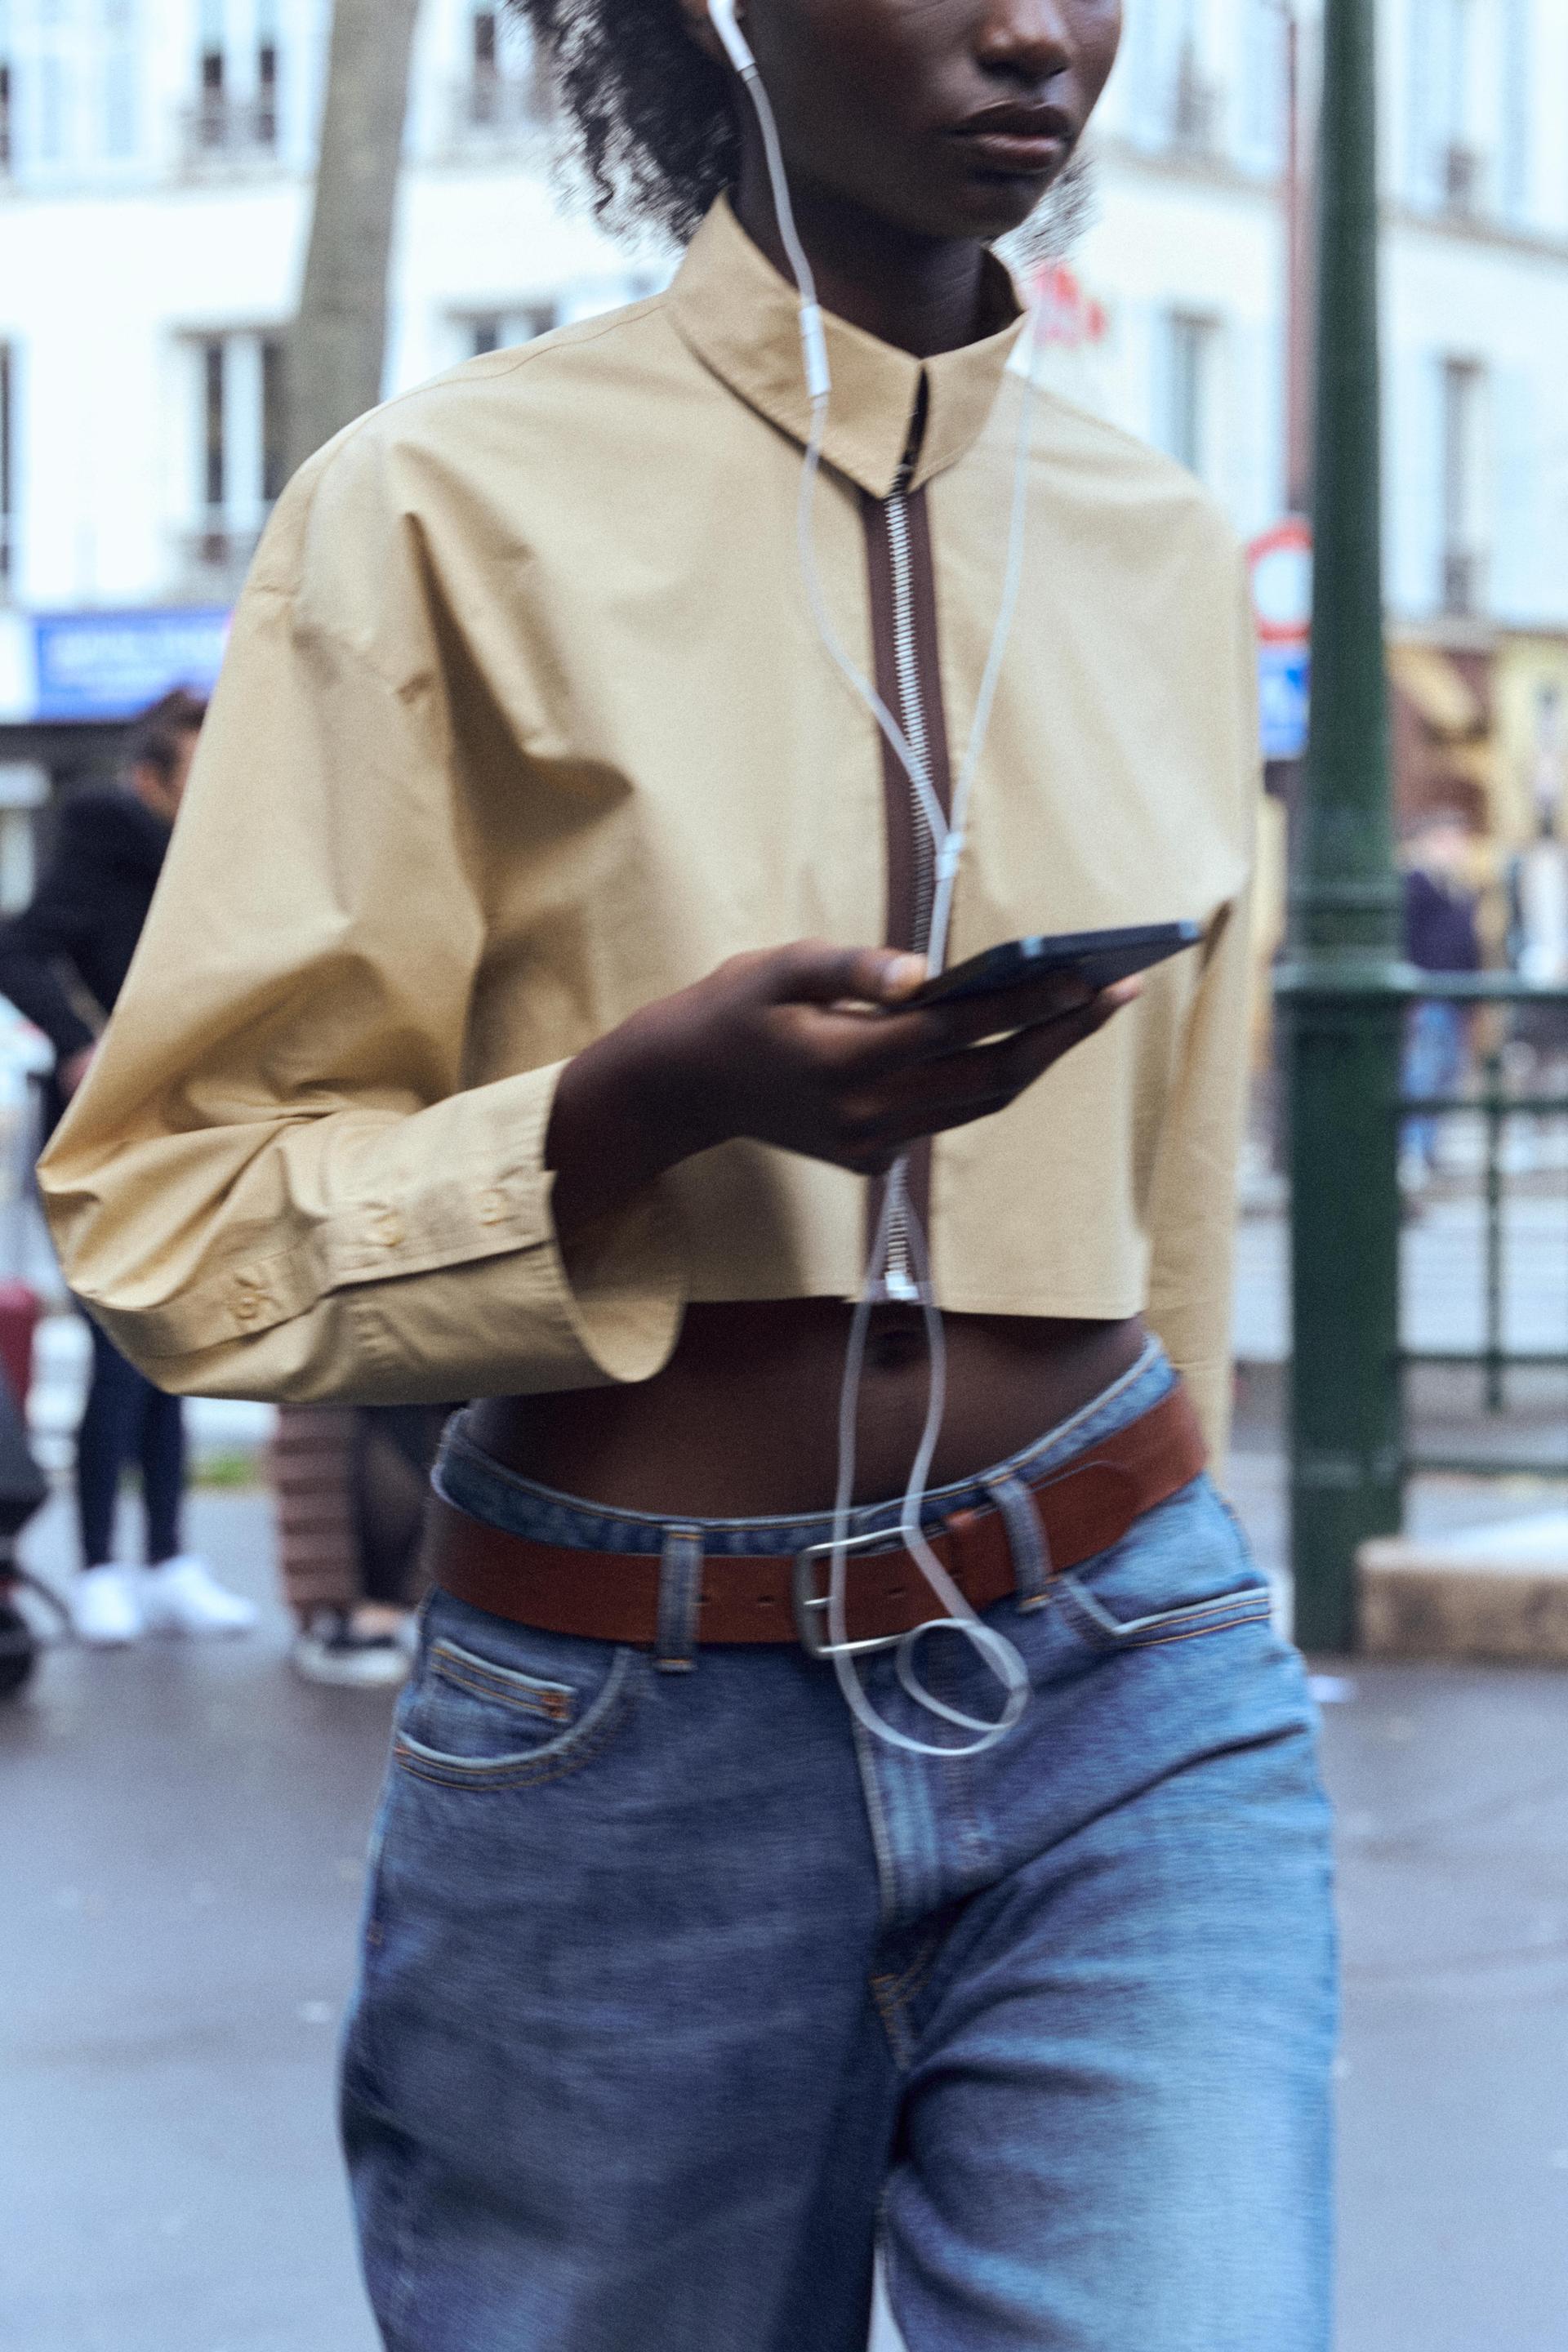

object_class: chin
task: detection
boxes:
[994,149,1098,267]
[887,179,1047,247]
[904,146,1094,252]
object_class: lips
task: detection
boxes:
[948,105,1075,174]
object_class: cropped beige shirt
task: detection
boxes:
[41,198,1258,1457]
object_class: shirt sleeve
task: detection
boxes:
[1143,561,1261,1471]
[38,430,687,1406]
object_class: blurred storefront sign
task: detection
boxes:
[27,608,231,723]
[1250,519,1313,763]
[1258,644,1311,763]
[1031,265,1109,348]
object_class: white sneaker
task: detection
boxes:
[72,1565,144,1647]
[141,1555,258,1637]
[291,1608,412,1689]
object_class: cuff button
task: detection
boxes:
[478,1189,507,1226]
[374,1212,404,1248]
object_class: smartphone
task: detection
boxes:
[911,920,1205,1009]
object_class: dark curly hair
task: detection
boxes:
[508,1,738,243]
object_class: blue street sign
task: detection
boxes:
[1258,642,1310,762]
[30,608,231,722]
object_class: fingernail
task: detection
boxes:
[883,954,927,999]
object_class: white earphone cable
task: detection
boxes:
[728,23,1043,1757]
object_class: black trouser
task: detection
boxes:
[77,1318,185,1571]
[351,1405,447,1605]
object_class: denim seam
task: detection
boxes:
[1057,1579,1274,1653]
[394,1650,635,1788]
[430,1656,573,1722]
[1127,1602,1274,1650]
[374,2096,422,2352]
[869,1934,943,2071]
[849,1709,906,1930]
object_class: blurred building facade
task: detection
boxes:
[0,0,1565,920]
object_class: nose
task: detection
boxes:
[973,0,1076,82]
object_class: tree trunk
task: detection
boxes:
[286,0,423,479]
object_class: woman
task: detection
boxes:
[41,2,1335,2346]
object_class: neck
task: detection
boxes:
[733,148,993,361]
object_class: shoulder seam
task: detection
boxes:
[318,292,673,457]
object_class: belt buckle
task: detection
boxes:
[792,1526,910,1660]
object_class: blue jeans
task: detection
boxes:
[341,1348,1336,2352]
[1401,997,1468,1170]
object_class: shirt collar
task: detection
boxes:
[667,195,1027,501]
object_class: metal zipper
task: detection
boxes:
[883,458,929,1304]
[860,423,955,1310]
[885,462,936,963]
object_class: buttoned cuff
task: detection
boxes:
[116,1062,687,1394]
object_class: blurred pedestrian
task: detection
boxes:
[0,689,255,1646]
[1401,809,1481,1183]
[1507,691,1568,1069]
[277,1401,444,1686]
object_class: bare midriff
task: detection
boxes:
[467,1302,1147,1518]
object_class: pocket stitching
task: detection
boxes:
[1056,1575,1273,1652]
[428,1635,576,1721]
[1119,1597,1274,1650]
[395,1645,635,1788]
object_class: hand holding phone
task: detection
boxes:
[910,921,1204,1010]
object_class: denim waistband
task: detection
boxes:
[435,1340,1177,1562]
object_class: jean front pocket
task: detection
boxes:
[393,1597,639,1790]
[1054,1474,1276,1655]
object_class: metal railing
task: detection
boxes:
[1396,973,1568,1482]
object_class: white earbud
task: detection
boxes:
[708,0,758,78]
[709,0,830,401]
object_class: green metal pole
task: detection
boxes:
[1278,0,1406,1651]
[1483,1051,1505,1415]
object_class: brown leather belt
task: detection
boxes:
[421,1383,1207,1656]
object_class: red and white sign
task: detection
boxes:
[1248,517,1313,648]
[1030,265,1109,349]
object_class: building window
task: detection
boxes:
[38,48,66,164]
[1440,358,1490,617]
[102,0,137,161]
[0,56,12,175]
[0,342,15,593]
[451,3,546,148]
[189,0,279,165]
[1500,0,1530,223]
[1411,0,1485,215]
[1171,24,1219,154]
[1128,0,1220,155]
[1165,312,1218,480]
[187,331,287,587]
[196,39,225,147]
[470,4,499,123]
[1241,0,1288,163]
[465,305,557,359]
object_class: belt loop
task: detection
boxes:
[984,1472,1052,1610]
[656,1529,704,1673]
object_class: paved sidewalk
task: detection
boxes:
[5,1481,1567,2351]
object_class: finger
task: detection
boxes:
[891,969,1103,1058]
[951,982,1137,1098]
[874,982,1138,1139]
[765,940,928,1009]
[826,969,1103,1081]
